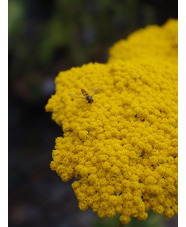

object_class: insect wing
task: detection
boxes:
[90,86,99,97]
[69,94,86,99]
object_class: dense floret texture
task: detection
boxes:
[109,19,178,63]
[45,19,178,224]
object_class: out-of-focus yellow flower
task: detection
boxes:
[46,19,177,224]
[109,19,178,64]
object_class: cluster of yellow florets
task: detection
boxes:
[46,19,178,224]
[109,19,178,64]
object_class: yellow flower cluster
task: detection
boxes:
[46,19,178,224]
[109,18,178,64]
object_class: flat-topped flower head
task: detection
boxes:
[46,19,178,224]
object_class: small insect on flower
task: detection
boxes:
[69,87,99,103]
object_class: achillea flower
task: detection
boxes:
[46,19,177,224]
[109,19,178,63]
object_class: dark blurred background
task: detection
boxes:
[8,0,178,226]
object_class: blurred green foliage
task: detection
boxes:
[9,0,158,79]
[9,0,24,33]
[93,211,164,227]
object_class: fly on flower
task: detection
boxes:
[69,87,99,103]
